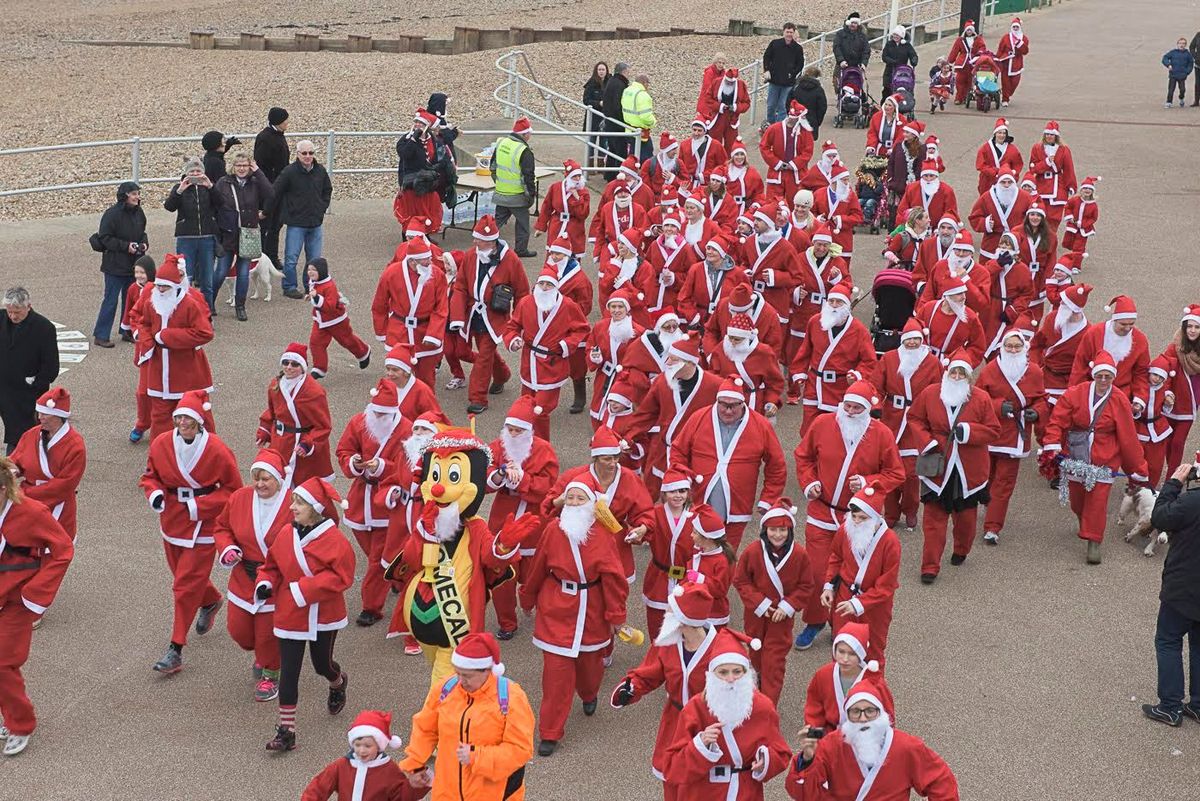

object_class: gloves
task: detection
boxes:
[1000,400,1015,418]
[1023,408,1039,422]
[149,493,165,512]
[612,678,636,708]
[997,252,1013,267]
[869,408,882,419]
[256,584,273,601]
[953,423,967,443]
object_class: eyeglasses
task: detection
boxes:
[298,151,315,156]
[846,705,880,721]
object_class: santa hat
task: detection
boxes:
[951,230,975,251]
[501,395,540,432]
[690,503,726,540]
[615,227,641,255]
[653,307,681,330]
[845,679,889,714]
[842,380,879,411]
[883,93,904,111]
[412,411,442,435]
[691,118,708,130]
[996,167,1017,183]
[294,477,348,521]
[1104,295,1137,321]
[35,386,71,418]
[716,375,747,402]
[1182,304,1200,325]
[250,448,287,484]
[704,237,729,258]
[1009,312,1037,341]
[937,212,960,230]
[404,217,432,238]
[347,710,404,752]
[660,210,683,229]
[172,389,212,425]
[1043,120,1061,137]
[942,279,969,298]
[451,632,505,675]
[613,179,633,197]
[562,159,583,180]
[564,475,600,503]
[787,101,807,118]
[683,194,706,210]
[1025,203,1046,219]
[832,622,879,671]
[993,117,1010,136]
[414,108,437,128]
[947,348,975,373]
[708,165,728,184]
[1011,16,1023,27]
[590,426,623,457]
[1080,175,1100,191]
[820,140,839,158]
[279,342,309,370]
[963,19,976,32]
[155,253,186,288]
[659,130,679,153]
[751,205,776,229]
[1052,252,1081,275]
[548,234,573,257]
[902,119,924,138]
[608,285,643,311]
[708,629,761,671]
[1149,354,1175,380]
[723,67,739,79]
[924,134,940,150]
[1090,350,1117,376]
[727,313,756,338]
[735,210,754,231]
[406,235,433,260]
[660,466,697,494]
[828,161,851,183]
[535,264,560,287]
[920,161,940,178]
[473,215,499,241]
[512,116,532,136]
[891,24,906,39]
[619,156,640,181]
[1020,172,1038,190]
[667,580,713,626]
[728,283,753,311]
[848,480,887,521]
[827,279,855,305]
[385,344,416,372]
[659,183,681,207]
[1060,283,1093,313]
[729,138,747,157]
[900,317,926,342]
[760,497,798,528]
[811,223,834,244]
[668,336,701,365]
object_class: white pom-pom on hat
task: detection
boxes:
[388,734,404,749]
[1103,305,1112,313]
[493,662,506,676]
[749,638,762,651]
[864,487,875,496]
[202,402,213,411]
[694,474,705,483]
[338,499,350,510]
[789,505,798,515]
[370,387,379,397]
[534,405,544,415]
[637,292,645,301]
[734,378,744,387]
[45,399,55,408]
[865,659,880,673]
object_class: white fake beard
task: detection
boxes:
[501,428,534,468]
[151,286,183,319]
[757,228,781,246]
[937,232,954,249]
[655,609,684,646]
[841,712,892,770]
[704,670,756,729]
[404,431,434,469]
[657,328,685,351]
[560,504,596,547]
[415,263,433,282]
[1043,142,1058,158]
[614,258,639,288]
[820,302,850,331]
[364,411,398,444]
[994,184,1018,208]
[836,405,871,450]
[944,295,967,322]
[845,515,880,558]
[1103,321,1133,363]
[922,179,940,198]
[819,155,836,173]
[1055,304,1085,339]
[897,343,929,380]
[723,336,754,362]
[998,348,1028,385]
[533,286,559,312]
[610,315,635,345]
[940,374,971,407]
[666,360,690,388]
[615,195,633,210]
[660,153,677,171]
[836,182,850,201]
[434,503,462,542]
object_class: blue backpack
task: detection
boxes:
[439,674,510,715]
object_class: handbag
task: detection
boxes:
[231,184,262,260]
[489,283,515,314]
[915,451,945,478]
[1066,391,1111,462]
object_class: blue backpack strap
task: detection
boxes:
[438,675,460,703]
[497,676,509,716]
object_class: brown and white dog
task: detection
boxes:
[1118,484,1167,557]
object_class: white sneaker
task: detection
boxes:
[1165,102,1173,108]
[983,531,999,545]
[602,654,613,668]
[3,734,29,756]
[1001,101,1009,107]
[0,724,9,738]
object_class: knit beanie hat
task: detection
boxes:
[268,106,289,126]
[201,130,224,151]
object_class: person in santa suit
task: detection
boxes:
[789,280,878,434]
[968,168,1031,260]
[896,161,960,234]
[919,231,990,318]
[305,258,373,378]
[976,323,1046,546]
[394,108,446,234]
[589,180,648,262]
[380,344,448,425]
[534,159,591,256]
[788,679,958,801]
[642,212,691,316]
[664,630,793,801]
[981,232,1035,352]
[742,205,799,322]
[733,499,812,703]
[335,378,409,628]
[787,224,848,404]
[678,237,749,331]
[597,156,655,210]
[255,477,355,752]
[913,215,959,293]
[1027,121,1077,230]
[705,284,786,361]
[800,140,840,192]
[448,215,531,415]
[680,194,726,263]
[697,67,750,154]
[908,350,1001,583]
[601,372,651,474]
[257,343,334,486]
[916,281,987,366]
[369,234,449,387]
[1160,306,1200,474]
[1059,176,1100,260]
[624,307,689,386]
[687,504,736,627]
[995,17,1031,105]
[1136,355,1177,487]
[1068,294,1151,403]
[212,448,292,703]
[135,253,215,439]
[586,288,645,428]
[724,140,765,215]
[812,162,863,267]
[303,709,428,801]
[10,387,87,542]
[633,467,697,640]
[1042,255,1078,309]
[803,623,896,736]
[974,118,1024,195]
[948,18,988,105]
[519,475,630,757]
[760,101,815,203]
[642,132,683,198]
[864,95,907,157]
[1015,203,1059,322]
[541,236,596,415]
[1030,282,1092,408]
[485,395,560,640]
[141,390,242,674]
[671,376,788,550]
[597,228,653,313]
[1042,350,1150,564]
[870,320,943,530]
[923,134,946,174]
[123,256,156,442]
[678,119,729,190]
[780,191,817,254]
[702,166,740,233]
[882,208,929,272]
[708,313,784,418]
[0,456,74,757]
[387,216,450,268]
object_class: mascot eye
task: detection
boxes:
[431,465,441,483]
[448,465,462,484]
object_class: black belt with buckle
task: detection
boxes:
[274,421,312,435]
[651,558,687,580]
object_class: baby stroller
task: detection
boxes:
[855,155,889,233]
[967,53,1003,112]
[869,268,917,354]
[834,65,872,129]
[891,64,917,119]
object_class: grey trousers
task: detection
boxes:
[494,203,531,252]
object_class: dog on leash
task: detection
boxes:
[224,255,283,305]
[1118,484,1167,556]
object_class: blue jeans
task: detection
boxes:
[766,83,790,124]
[1156,601,1200,713]
[283,224,324,291]
[92,272,134,340]
[212,251,252,303]
[175,235,216,308]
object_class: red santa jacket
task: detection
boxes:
[1060,196,1099,254]
[708,339,785,413]
[678,135,728,188]
[976,359,1047,458]
[620,330,673,386]
[705,293,786,356]
[1027,142,1077,207]
[918,260,990,317]
[485,435,559,545]
[804,663,897,730]
[1030,313,1088,397]
[257,517,356,640]
[597,251,654,310]
[948,32,988,70]
[760,121,815,189]
[734,536,813,620]
[913,235,953,289]
[743,233,799,320]
[1043,381,1149,481]
[589,200,648,258]
[983,258,1035,345]
[212,485,293,615]
[691,548,733,625]
[625,368,723,480]
[553,257,594,317]
[0,496,74,615]
[812,187,864,257]
[519,521,628,656]
[1160,343,1198,423]
[697,76,751,128]
[787,728,959,801]
[640,153,683,198]
[1068,322,1151,402]
[310,276,352,329]
[598,174,655,211]
[726,164,766,213]
[136,287,214,400]
[974,140,1025,195]
[916,299,987,365]
[800,161,835,192]
[865,111,908,156]
[302,754,427,801]
[665,689,792,801]
[870,348,944,457]
[449,242,531,344]
[391,374,446,424]
[542,463,654,578]
[704,191,740,234]
[257,375,333,485]
[823,522,901,624]
[1135,379,1174,445]
[12,422,86,540]
[907,384,1001,496]
[996,29,1030,74]
[678,260,750,328]
[336,413,410,530]
[502,293,590,391]
[782,214,816,254]
[643,234,692,312]
[641,504,695,609]
[370,258,450,357]
[534,179,591,254]
[789,316,878,413]
[1015,226,1058,291]
[790,249,848,338]
[586,317,644,420]
[141,429,242,548]
[895,182,959,231]
[968,188,1032,258]
[794,415,905,531]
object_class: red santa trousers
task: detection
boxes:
[784,333,805,401]
[444,330,473,380]
[646,607,666,642]
[135,389,152,433]
[921,504,978,576]
[309,320,370,377]
[884,457,921,525]
[491,561,532,634]
[411,356,438,388]
[569,347,587,381]
[1068,480,1112,543]
[1142,440,1170,488]
[799,406,830,436]
[352,527,389,618]
[954,69,972,104]
[467,331,512,406]
[162,540,222,646]
[0,605,38,736]
[539,650,605,740]
[983,455,1022,534]
[1000,73,1022,102]
[743,612,795,704]
[801,524,835,627]
[724,521,749,552]
[226,606,281,672]
[149,398,180,440]
[831,604,892,671]
[1166,420,1194,478]
[520,386,560,441]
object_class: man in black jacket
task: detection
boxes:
[602,62,631,179]
[92,181,147,347]
[881,25,919,96]
[1,288,60,453]
[267,140,333,298]
[1145,460,1200,727]
[762,23,805,124]
[254,106,291,279]
[1190,32,1200,106]
[832,12,871,90]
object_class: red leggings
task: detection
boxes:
[309,320,370,377]
[226,605,281,671]
[921,503,978,575]
[351,527,389,617]
[1143,439,1170,488]
[135,389,152,432]
[539,650,605,740]
[162,540,221,646]
[1164,419,1193,479]
[0,604,38,736]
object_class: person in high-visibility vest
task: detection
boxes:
[489,117,538,258]
[621,73,658,164]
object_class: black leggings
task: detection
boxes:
[277,631,340,707]
[1168,77,1188,103]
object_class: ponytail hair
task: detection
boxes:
[719,538,736,564]
[0,456,24,504]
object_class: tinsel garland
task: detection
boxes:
[1057,458,1114,505]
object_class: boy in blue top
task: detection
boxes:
[1162,37,1195,108]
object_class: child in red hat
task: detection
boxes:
[302,709,429,800]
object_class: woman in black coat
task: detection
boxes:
[881,28,919,96]
[582,62,608,167]
[211,151,273,320]
[790,66,829,139]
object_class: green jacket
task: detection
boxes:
[621,81,657,130]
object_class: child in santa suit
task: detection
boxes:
[1060,176,1100,260]
[586,288,646,429]
[255,477,356,752]
[306,257,372,378]
[633,468,698,640]
[1136,356,1176,487]
[10,387,87,542]
[302,710,428,801]
[733,499,812,704]
[212,449,293,703]
[663,630,793,800]
[0,457,74,757]
[688,504,735,627]
[121,255,155,442]
[258,343,334,485]
[803,623,896,735]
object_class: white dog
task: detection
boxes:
[224,255,282,305]
[1118,485,1167,556]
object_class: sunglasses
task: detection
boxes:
[298,150,315,156]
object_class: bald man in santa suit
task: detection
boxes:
[1030,282,1092,407]
[1068,294,1151,405]
[369,233,449,386]
[10,387,87,541]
